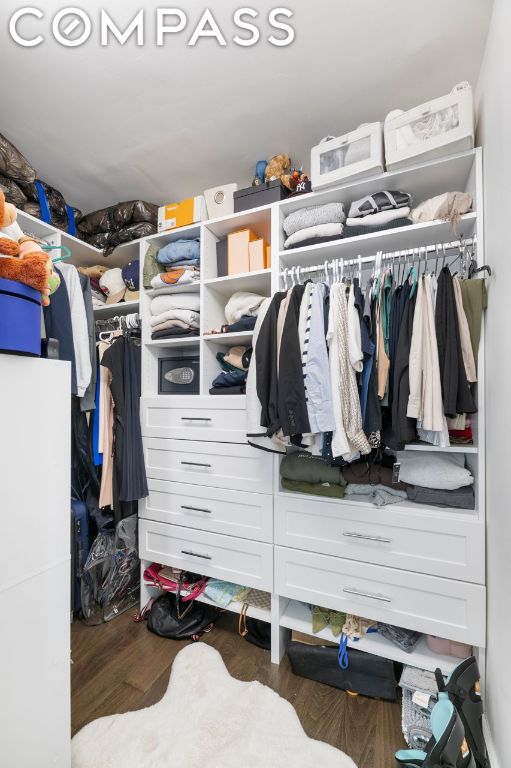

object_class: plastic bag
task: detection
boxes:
[0,132,36,182]
[85,221,157,256]
[0,174,27,208]
[78,200,158,236]
[23,201,82,233]
[80,515,139,625]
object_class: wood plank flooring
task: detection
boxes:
[71,611,405,768]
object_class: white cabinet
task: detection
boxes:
[141,396,248,443]
[0,356,71,768]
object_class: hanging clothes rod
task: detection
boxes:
[279,235,477,278]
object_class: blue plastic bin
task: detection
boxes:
[0,277,41,356]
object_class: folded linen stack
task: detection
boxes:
[344,190,412,236]
[150,292,200,340]
[280,451,347,498]
[210,345,252,395]
[146,237,201,292]
[206,291,267,335]
[397,450,475,509]
[282,202,346,249]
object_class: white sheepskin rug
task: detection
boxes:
[72,642,357,768]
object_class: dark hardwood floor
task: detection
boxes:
[71,610,405,768]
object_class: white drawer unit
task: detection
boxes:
[274,546,486,647]
[139,519,273,591]
[274,495,485,584]
[143,438,273,494]
[141,397,247,443]
[141,479,273,543]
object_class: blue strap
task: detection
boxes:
[34,180,51,224]
[338,633,349,669]
[66,204,76,237]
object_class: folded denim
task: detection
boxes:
[221,315,257,333]
[281,451,345,485]
[281,477,345,498]
[165,258,200,269]
[377,623,421,653]
[157,238,200,264]
[211,369,247,388]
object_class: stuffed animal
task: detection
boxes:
[265,154,294,190]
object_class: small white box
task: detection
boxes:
[311,122,384,191]
[204,183,238,219]
[384,82,475,171]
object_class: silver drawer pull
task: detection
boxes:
[180,417,212,422]
[181,550,212,560]
[181,505,212,514]
[343,531,392,544]
[343,587,391,603]
[181,461,212,468]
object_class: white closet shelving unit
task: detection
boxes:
[14,147,485,681]
[138,146,486,680]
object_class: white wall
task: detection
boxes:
[477,1,511,763]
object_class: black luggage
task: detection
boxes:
[71,499,90,614]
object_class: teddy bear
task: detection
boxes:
[265,154,310,192]
[0,191,56,305]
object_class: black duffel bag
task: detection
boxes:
[287,641,398,701]
[147,592,218,641]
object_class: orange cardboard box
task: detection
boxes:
[249,238,268,271]
[227,228,258,275]
[265,244,272,268]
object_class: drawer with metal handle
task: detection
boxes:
[140,479,273,542]
[274,545,486,647]
[274,494,484,584]
[143,438,273,494]
[141,397,247,442]
[139,519,273,591]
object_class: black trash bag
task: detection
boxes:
[20,178,67,211]
[147,592,218,640]
[23,201,82,233]
[78,200,158,236]
[0,174,27,208]
[85,221,157,256]
[0,132,36,183]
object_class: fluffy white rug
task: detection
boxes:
[72,642,357,768]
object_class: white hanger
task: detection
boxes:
[283,268,289,290]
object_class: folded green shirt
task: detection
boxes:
[281,452,346,485]
[281,477,345,499]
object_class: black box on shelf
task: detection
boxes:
[158,357,200,395]
[216,237,228,277]
[233,180,289,213]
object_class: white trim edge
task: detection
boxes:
[482,714,501,768]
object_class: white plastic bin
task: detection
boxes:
[311,122,384,190]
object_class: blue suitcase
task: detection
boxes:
[71,499,90,614]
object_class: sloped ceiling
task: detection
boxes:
[0,0,493,213]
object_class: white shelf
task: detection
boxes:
[145,336,200,348]
[281,600,461,675]
[205,204,272,241]
[143,582,271,623]
[16,210,58,240]
[203,331,254,345]
[279,213,477,267]
[145,283,200,297]
[204,269,271,297]
[404,442,477,454]
[93,299,140,317]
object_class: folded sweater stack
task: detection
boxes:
[344,190,412,237]
[283,203,345,249]
[150,292,200,340]
[397,451,475,509]
[145,238,201,292]
[280,451,346,498]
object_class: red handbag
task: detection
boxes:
[143,563,207,602]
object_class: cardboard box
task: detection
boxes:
[227,228,257,275]
[158,195,206,233]
[249,238,268,271]
[265,244,272,268]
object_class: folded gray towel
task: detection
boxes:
[406,484,475,509]
[283,202,345,237]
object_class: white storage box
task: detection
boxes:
[384,82,474,170]
[311,122,384,191]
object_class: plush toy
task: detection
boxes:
[265,154,294,190]
[0,191,55,305]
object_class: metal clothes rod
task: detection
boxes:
[279,235,477,278]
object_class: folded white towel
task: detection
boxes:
[346,208,411,228]
[284,222,344,249]
[151,293,200,316]
[283,202,345,237]
[396,451,473,490]
[224,291,267,325]
[150,309,200,328]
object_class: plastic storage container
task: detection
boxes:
[384,82,474,170]
[426,635,473,659]
[0,278,41,356]
[311,122,384,190]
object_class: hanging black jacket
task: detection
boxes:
[385,289,418,449]
[255,291,287,435]
[278,284,311,438]
[435,268,476,417]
